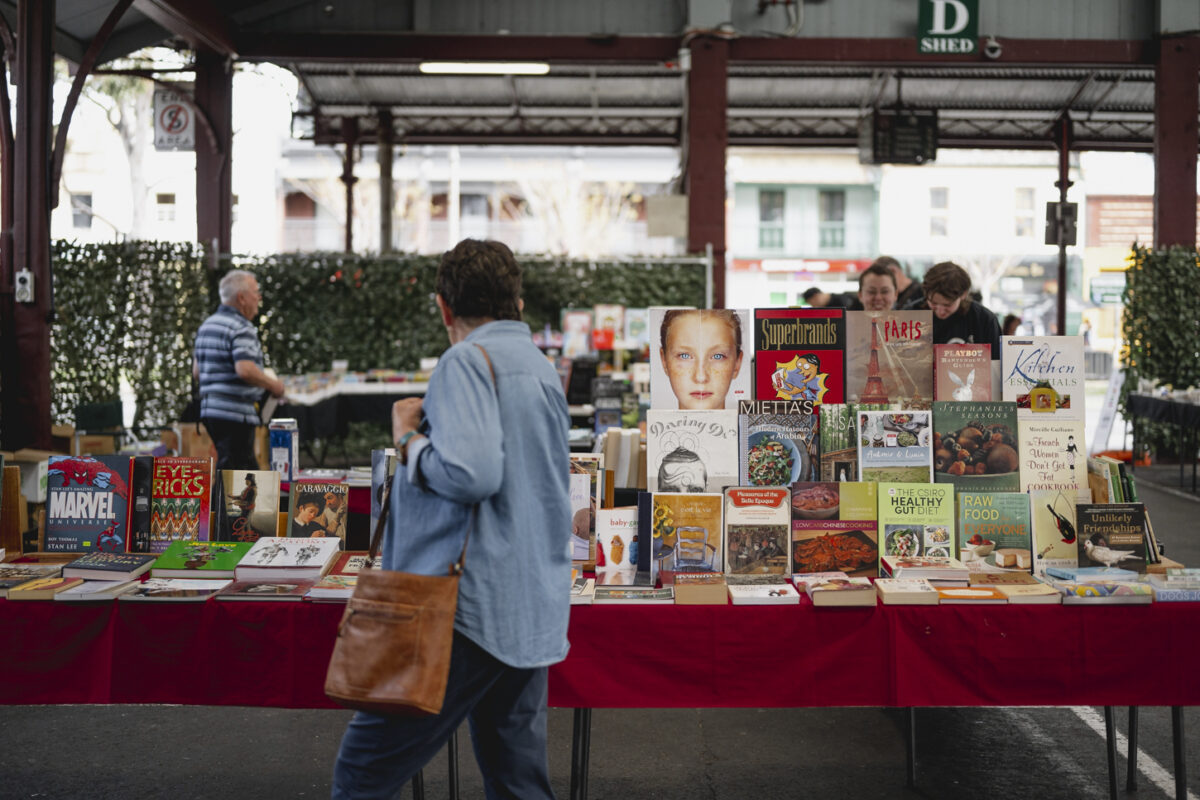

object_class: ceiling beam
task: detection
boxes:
[95,18,173,65]
[728,37,1151,67]
[131,0,235,55]
[0,3,86,64]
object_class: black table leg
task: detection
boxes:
[1174,706,1187,800]
[906,707,916,789]
[1127,706,1139,792]
[570,708,593,800]
[448,728,460,800]
[411,769,425,800]
[1104,706,1119,800]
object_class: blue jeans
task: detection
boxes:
[331,631,556,800]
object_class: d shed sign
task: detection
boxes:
[918,0,978,55]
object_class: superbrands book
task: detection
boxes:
[878,483,954,563]
[857,410,933,483]
[957,491,1032,572]
[753,308,845,405]
[45,455,133,553]
[217,469,280,543]
[934,343,992,401]
[646,409,738,493]
[1018,418,1087,495]
[648,307,752,410]
[723,487,790,577]
[649,492,723,580]
[1030,489,1080,576]
[790,481,879,580]
[844,310,933,409]
[818,402,896,482]
[595,506,639,586]
[286,480,348,546]
[737,400,818,487]
[148,456,213,554]
[1000,336,1086,420]
[1076,503,1149,574]
[931,401,1020,492]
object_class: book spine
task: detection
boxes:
[1154,588,1200,602]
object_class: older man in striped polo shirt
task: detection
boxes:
[193,270,285,471]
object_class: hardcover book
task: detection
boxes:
[1045,577,1153,604]
[369,448,398,534]
[957,491,1031,571]
[753,308,846,405]
[62,552,155,582]
[874,577,940,605]
[307,574,359,602]
[287,480,349,545]
[235,536,341,581]
[1076,503,1148,573]
[668,572,728,605]
[149,456,213,553]
[857,410,933,483]
[790,481,878,579]
[215,579,315,601]
[0,564,63,597]
[7,576,86,600]
[128,455,154,553]
[1044,564,1139,583]
[45,455,133,553]
[934,343,992,401]
[569,576,596,605]
[570,453,604,564]
[1147,574,1200,602]
[931,401,1020,492]
[646,409,738,493]
[726,582,800,605]
[991,580,1063,604]
[649,307,752,410]
[54,579,142,601]
[880,555,969,583]
[593,586,674,604]
[845,310,933,409]
[326,551,382,577]
[1018,418,1087,494]
[936,585,1007,604]
[1030,489,1080,576]
[794,571,876,607]
[649,492,723,579]
[737,400,819,486]
[217,469,280,543]
[878,483,954,561]
[595,506,639,585]
[150,541,254,579]
[119,578,232,602]
[1000,336,1086,420]
[818,402,896,482]
[724,487,791,576]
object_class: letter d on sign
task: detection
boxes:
[929,0,969,35]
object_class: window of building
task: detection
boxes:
[930,187,949,237]
[460,194,489,218]
[71,193,92,229]
[758,189,785,250]
[1015,187,1035,237]
[284,191,316,218]
[818,189,846,249]
[156,193,176,223]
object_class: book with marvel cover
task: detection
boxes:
[45,455,133,553]
[934,343,992,401]
[737,400,818,487]
[845,310,933,409]
[723,487,790,577]
[216,469,280,544]
[790,481,878,580]
[931,401,1020,492]
[753,308,845,405]
[1000,336,1086,420]
[148,456,213,554]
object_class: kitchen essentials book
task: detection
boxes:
[1000,336,1086,420]
[737,400,819,486]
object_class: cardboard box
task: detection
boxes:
[179,423,215,459]
[0,465,25,555]
[73,434,117,456]
[1147,555,1184,575]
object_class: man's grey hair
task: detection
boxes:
[219,270,257,304]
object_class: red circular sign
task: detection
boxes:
[159,104,189,135]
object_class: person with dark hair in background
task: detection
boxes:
[905,261,1002,359]
[332,239,571,800]
[801,287,854,309]
[855,262,899,312]
[875,256,924,309]
[1002,314,1022,336]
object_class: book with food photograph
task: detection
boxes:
[794,571,877,607]
[723,487,790,577]
[790,481,879,580]
[753,307,846,406]
[874,577,940,605]
[819,402,897,483]
[737,400,818,486]
[877,483,954,564]
[857,410,933,483]
[844,310,933,409]
[931,401,1020,492]
[957,491,1031,571]
[727,582,801,605]
[1000,336,1086,420]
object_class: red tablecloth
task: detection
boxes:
[2,599,1198,708]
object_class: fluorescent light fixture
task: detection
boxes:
[418,61,550,76]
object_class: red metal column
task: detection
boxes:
[0,0,55,451]
[686,37,728,309]
[341,117,358,253]
[194,51,232,257]
[1153,36,1199,249]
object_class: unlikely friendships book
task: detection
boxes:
[753,308,845,405]
[45,455,133,553]
[931,401,1020,492]
[1076,502,1149,574]
[737,400,818,487]
[1000,336,1086,420]
[790,481,879,580]
[857,410,933,483]
[844,310,933,409]
[148,456,213,554]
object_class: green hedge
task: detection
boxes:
[51,242,707,429]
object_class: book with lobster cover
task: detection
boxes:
[148,456,212,554]
[789,481,878,580]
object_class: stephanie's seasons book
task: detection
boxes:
[857,410,933,483]
[45,455,133,553]
[149,456,213,554]
[844,310,933,409]
[790,481,879,580]
[753,308,845,405]
[737,400,818,487]
[1000,336,1086,420]
[878,483,954,562]
[930,401,1020,492]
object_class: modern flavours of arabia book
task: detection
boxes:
[790,481,879,580]
[934,343,992,401]
[217,469,280,543]
[148,456,213,554]
[737,401,818,486]
[931,401,1020,492]
[878,483,954,561]
[1000,336,1086,420]
[649,307,753,410]
[844,310,933,409]
[957,491,1032,572]
[723,487,790,576]
[646,409,738,493]
[753,308,845,405]
[857,410,933,483]
[45,455,132,553]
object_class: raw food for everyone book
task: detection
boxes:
[794,571,876,607]
[1076,503,1148,573]
[119,578,232,602]
[878,483,954,561]
[62,551,155,582]
[646,409,738,493]
[1000,336,1086,420]
[235,535,341,581]
[957,491,1031,571]
[857,410,932,483]
[727,582,800,605]
[149,456,213,553]
[723,487,791,576]
[649,307,752,410]
[1030,489,1080,576]
[1018,418,1087,495]
[818,402,895,482]
[934,343,992,401]
[217,469,280,543]
[648,492,723,579]
[286,480,349,545]
[737,401,818,486]
[595,506,639,586]
[874,577,940,605]
[931,401,1019,492]
[753,308,846,405]
[844,310,933,409]
[215,579,315,601]
[45,455,133,553]
[790,481,879,579]
[150,540,254,579]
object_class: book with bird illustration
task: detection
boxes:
[1030,489,1080,577]
[1075,503,1148,574]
